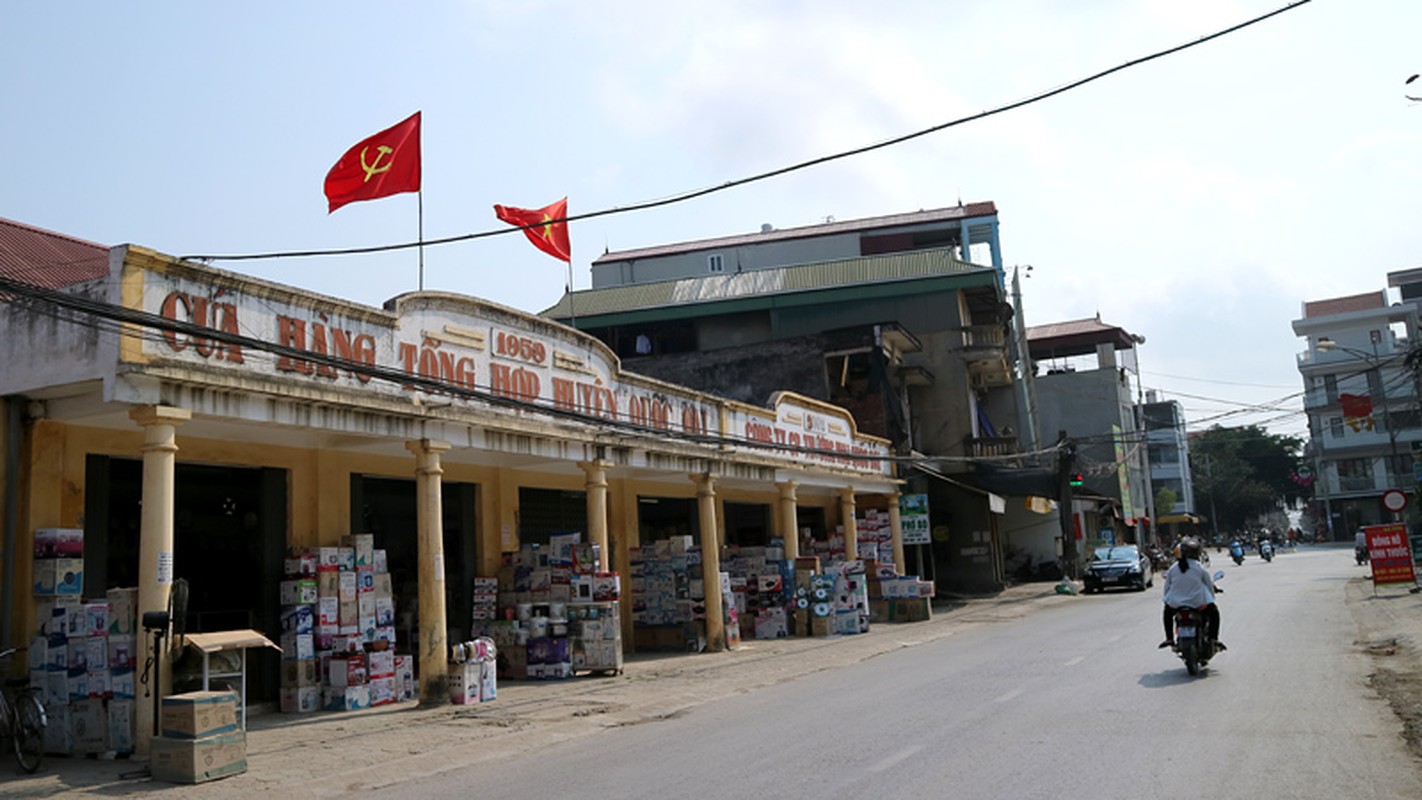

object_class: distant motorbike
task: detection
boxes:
[1229,542,1245,566]
[1356,545,1370,566]
[1259,541,1274,563]
[1169,571,1226,676]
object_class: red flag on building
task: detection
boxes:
[323,112,422,213]
[493,197,571,262]
[1340,392,1376,431]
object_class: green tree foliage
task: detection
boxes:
[1189,425,1304,533]
[1154,486,1179,517]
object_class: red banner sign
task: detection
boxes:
[1365,523,1417,587]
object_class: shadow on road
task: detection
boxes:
[1138,668,1216,689]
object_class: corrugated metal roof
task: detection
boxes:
[545,248,993,318]
[0,217,108,289]
[591,202,998,264]
[1025,314,1139,357]
[1301,291,1386,319]
[1025,316,1120,341]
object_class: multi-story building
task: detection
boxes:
[546,204,1054,593]
[1025,315,1153,548]
[1293,271,1421,539]
[1140,393,1198,529]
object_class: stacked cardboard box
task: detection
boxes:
[28,528,138,755]
[279,535,412,713]
[569,601,622,673]
[856,509,897,564]
[791,559,834,638]
[717,544,790,640]
[826,560,871,635]
[806,528,848,563]
[865,563,934,623]
[486,537,621,680]
[470,576,499,629]
[151,691,246,784]
[629,536,699,627]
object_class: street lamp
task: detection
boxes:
[1317,335,1404,520]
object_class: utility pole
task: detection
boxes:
[1205,453,1220,542]
[1057,432,1078,579]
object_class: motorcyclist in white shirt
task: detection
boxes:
[1158,538,1225,651]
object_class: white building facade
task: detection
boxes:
[1292,271,1422,539]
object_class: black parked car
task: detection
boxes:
[1083,545,1153,593]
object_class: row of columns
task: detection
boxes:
[127,410,463,742]
[124,404,904,748]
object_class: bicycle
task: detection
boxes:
[0,647,46,773]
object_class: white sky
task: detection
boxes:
[4,0,1419,443]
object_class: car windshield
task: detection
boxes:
[1092,546,1139,562]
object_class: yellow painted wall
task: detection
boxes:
[6,415,873,649]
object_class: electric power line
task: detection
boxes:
[177,1,1313,264]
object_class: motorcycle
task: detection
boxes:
[1229,542,1245,566]
[1259,541,1274,563]
[1356,545,1370,566]
[1169,571,1226,676]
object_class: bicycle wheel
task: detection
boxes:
[13,692,45,773]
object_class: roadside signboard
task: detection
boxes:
[899,494,931,546]
[1365,523,1417,588]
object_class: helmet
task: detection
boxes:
[1179,538,1202,560]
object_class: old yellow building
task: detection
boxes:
[0,219,905,749]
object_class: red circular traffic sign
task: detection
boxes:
[1383,489,1408,512]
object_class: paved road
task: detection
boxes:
[7,545,1420,799]
[387,546,1422,800]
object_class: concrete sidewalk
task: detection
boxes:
[1,581,1073,799]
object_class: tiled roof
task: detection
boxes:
[0,217,109,289]
[1301,291,1386,319]
[545,248,992,319]
[591,202,999,264]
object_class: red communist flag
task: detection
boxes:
[323,112,422,213]
[493,197,571,262]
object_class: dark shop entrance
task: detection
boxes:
[352,476,479,648]
[84,456,288,704]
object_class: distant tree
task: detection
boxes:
[1154,487,1179,517]
[1189,425,1304,534]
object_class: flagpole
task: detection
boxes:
[418,190,425,291]
[566,254,576,325]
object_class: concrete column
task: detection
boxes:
[406,439,452,707]
[128,405,190,756]
[578,460,611,568]
[777,481,799,561]
[838,488,858,561]
[693,473,726,652]
[888,492,906,571]
[607,477,635,652]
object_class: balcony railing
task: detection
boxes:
[964,325,1006,349]
[966,435,1019,458]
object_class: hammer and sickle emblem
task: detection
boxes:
[360,145,394,183]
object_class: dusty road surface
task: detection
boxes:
[4,544,1420,799]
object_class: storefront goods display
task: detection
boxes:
[278,534,415,713]
[448,637,497,704]
[857,509,897,564]
[28,527,140,756]
[475,537,623,679]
